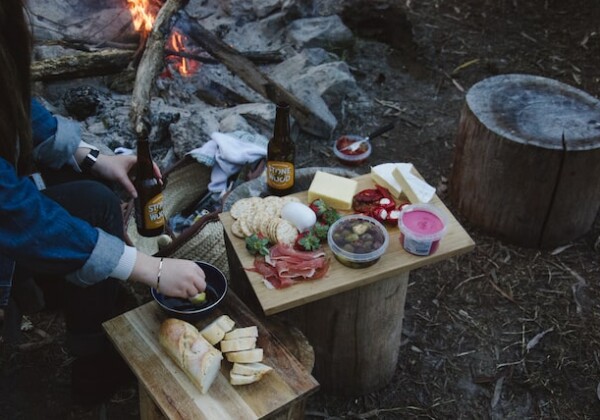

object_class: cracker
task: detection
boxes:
[230,198,254,220]
[231,220,245,238]
[276,220,298,246]
[238,217,253,237]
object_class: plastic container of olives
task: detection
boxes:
[327,214,389,268]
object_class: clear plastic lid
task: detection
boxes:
[328,214,389,262]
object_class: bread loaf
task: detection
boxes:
[231,362,272,377]
[200,315,236,345]
[225,348,263,363]
[220,337,257,353]
[159,318,223,394]
[223,326,259,340]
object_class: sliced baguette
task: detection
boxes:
[158,318,223,394]
[200,315,236,345]
[223,326,259,340]
[225,348,263,363]
[220,337,257,353]
[230,372,263,386]
[231,362,272,377]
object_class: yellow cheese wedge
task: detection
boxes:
[307,171,358,210]
[391,164,436,204]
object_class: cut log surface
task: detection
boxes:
[450,74,600,248]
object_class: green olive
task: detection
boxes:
[345,233,359,242]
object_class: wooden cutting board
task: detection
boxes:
[103,291,319,419]
[219,173,475,315]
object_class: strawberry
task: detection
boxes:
[309,199,328,217]
[312,221,330,241]
[295,231,321,251]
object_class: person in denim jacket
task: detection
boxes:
[1,0,207,404]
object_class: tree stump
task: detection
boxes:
[449,74,600,248]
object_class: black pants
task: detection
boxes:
[15,168,126,357]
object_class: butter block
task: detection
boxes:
[307,171,357,210]
[371,163,412,198]
[392,164,436,203]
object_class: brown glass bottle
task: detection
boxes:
[134,139,165,237]
[267,102,295,196]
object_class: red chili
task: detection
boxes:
[371,206,388,223]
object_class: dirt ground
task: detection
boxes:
[2,0,600,419]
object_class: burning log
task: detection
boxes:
[130,0,187,139]
[177,11,334,138]
[31,47,283,83]
[31,48,135,82]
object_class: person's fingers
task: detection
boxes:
[119,174,138,198]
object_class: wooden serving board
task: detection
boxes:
[102,291,319,419]
[219,173,476,316]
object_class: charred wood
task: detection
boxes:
[31,48,135,82]
[130,0,187,140]
[177,11,333,137]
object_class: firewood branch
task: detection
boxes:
[176,10,333,137]
[130,0,187,140]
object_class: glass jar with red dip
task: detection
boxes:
[333,135,372,166]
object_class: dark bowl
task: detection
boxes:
[151,261,228,323]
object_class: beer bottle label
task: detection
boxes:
[143,193,165,229]
[267,161,294,190]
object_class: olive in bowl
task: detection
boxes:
[152,261,227,323]
[327,214,389,268]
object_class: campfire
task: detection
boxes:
[28,0,367,167]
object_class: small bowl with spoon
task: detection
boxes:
[333,122,395,166]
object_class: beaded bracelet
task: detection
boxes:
[156,257,164,293]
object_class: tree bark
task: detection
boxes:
[31,49,135,82]
[130,0,187,140]
[449,74,600,248]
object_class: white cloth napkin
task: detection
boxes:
[187,131,268,195]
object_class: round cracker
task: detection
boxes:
[276,219,298,246]
[231,220,245,238]
[230,198,254,220]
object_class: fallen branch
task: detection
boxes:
[31,48,135,81]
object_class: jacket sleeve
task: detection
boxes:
[0,157,124,286]
[30,98,82,169]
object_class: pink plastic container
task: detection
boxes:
[398,204,448,256]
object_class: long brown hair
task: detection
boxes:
[0,0,32,174]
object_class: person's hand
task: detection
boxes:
[75,147,163,198]
[129,253,206,299]
[92,154,162,198]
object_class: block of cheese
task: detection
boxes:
[392,164,436,204]
[371,163,413,198]
[307,171,357,210]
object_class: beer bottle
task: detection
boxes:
[267,102,295,196]
[134,138,165,237]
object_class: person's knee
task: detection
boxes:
[79,181,124,237]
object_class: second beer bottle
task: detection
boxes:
[134,138,165,237]
[267,102,296,196]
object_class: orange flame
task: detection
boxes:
[127,0,199,77]
[127,0,157,35]
[168,30,200,77]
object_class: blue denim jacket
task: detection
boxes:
[0,100,125,307]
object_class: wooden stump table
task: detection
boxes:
[220,172,475,396]
[450,74,600,248]
[103,291,318,419]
